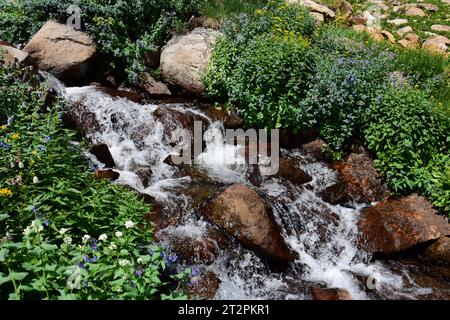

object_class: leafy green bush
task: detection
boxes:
[204,1,316,129]
[364,88,450,213]
[298,41,395,149]
[0,63,191,299]
[0,0,204,82]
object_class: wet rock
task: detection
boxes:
[169,227,229,265]
[278,156,313,185]
[0,43,34,66]
[24,21,96,84]
[311,287,352,300]
[188,270,221,299]
[89,143,115,168]
[153,106,197,144]
[330,153,389,203]
[423,35,449,53]
[422,237,450,264]
[431,25,450,32]
[160,28,221,96]
[135,168,153,188]
[319,181,348,204]
[396,26,413,37]
[95,86,142,103]
[138,73,171,96]
[287,0,335,18]
[302,140,332,162]
[404,6,426,17]
[94,169,120,181]
[201,184,296,264]
[357,195,450,255]
[387,18,408,26]
[195,105,244,129]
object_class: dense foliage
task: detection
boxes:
[0,63,191,299]
[204,1,450,214]
[0,0,204,82]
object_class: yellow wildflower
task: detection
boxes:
[0,125,6,130]
[30,159,35,166]
[11,133,20,140]
[0,188,12,197]
[32,150,37,156]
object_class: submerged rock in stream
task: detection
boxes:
[201,184,297,265]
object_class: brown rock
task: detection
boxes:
[357,195,450,254]
[353,24,367,32]
[404,7,426,17]
[201,184,296,264]
[319,181,348,204]
[287,0,336,18]
[418,3,439,12]
[330,153,389,203]
[94,169,120,181]
[397,26,413,37]
[422,237,450,264]
[138,73,171,96]
[431,25,450,32]
[160,28,220,96]
[188,270,221,299]
[278,156,312,185]
[188,16,221,30]
[310,12,325,25]
[170,227,229,265]
[24,21,96,84]
[0,44,34,66]
[89,143,115,168]
[302,140,332,162]
[311,287,352,300]
[381,30,396,43]
[405,33,420,45]
[423,35,449,53]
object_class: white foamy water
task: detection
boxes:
[65,86,437,300]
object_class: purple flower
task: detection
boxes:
[347,74,356,84]
[0,141,11,149]
[43,219,50,227]
[170,254,178,263]
[40,146,46,152]
[135,268,143,277]
[191,267,200,277]
[7,117,12,124]
[45,136,51,143]
[78,262,85,268]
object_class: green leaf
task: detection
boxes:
[9,272,29,281]
[0,214,10,221]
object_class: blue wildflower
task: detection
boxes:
[78,262,85,268]
[0,141,11,149]
[347,74,356,84]
[170,253,178,263]
[40,146,46,152]
[135,268,143,277]
[43,219,50,227]
[191,267,200,277]
[7,117,12,124]
[45,136,51,143]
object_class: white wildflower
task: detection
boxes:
[108,242,117,250]
[82,234,91,242]
[137,257,143,264]
[18,162,24,169]
[125,220,135,229]
[22,225,32,236]
[115,231,123,238]
[63,236,72,245]
[99,234,108,241]
[59,228,70,235]
[32,176,39,184]
[118,259,130,267]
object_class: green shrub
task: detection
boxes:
[364,88,450,213]
[298,41,395,149]
[204,1,316,129]
[0,0,204,82]
[0,63,191,299]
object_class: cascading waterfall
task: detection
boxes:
[65,85,438,300]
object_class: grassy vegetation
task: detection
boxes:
[201,0,267,18]
[204,1,450,214]
[0,62,192,299]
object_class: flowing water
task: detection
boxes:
[64,85,446,300]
